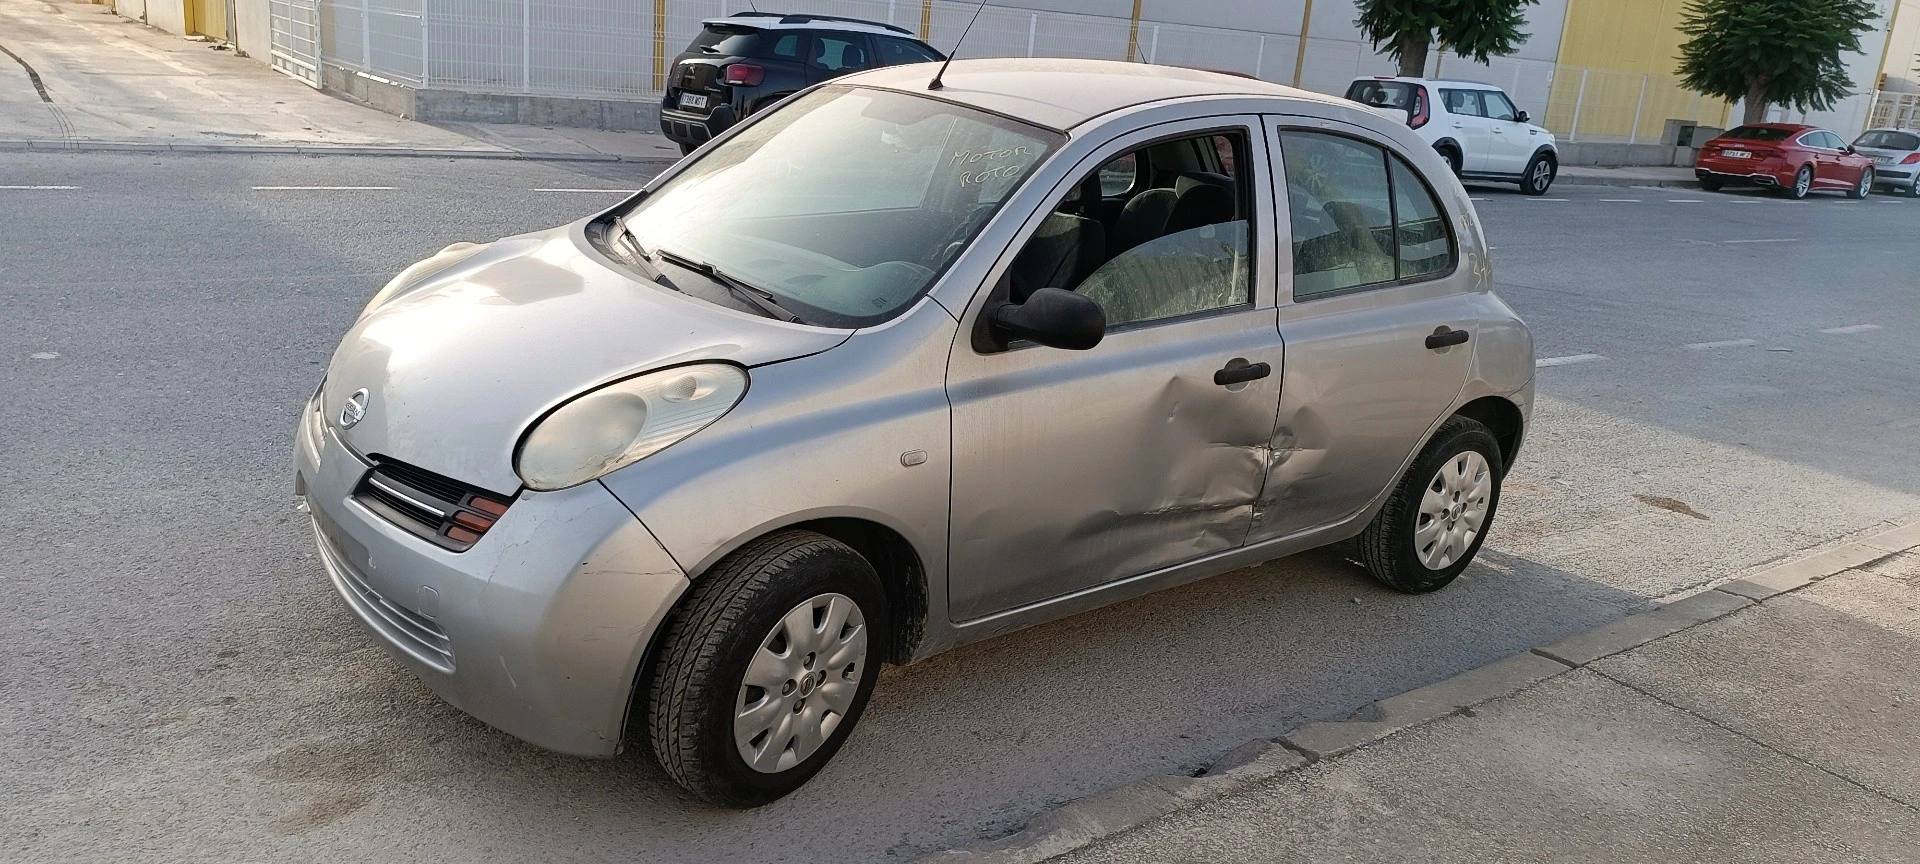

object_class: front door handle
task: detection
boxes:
[1425,327,1471,350]
[1214,359,1272,386]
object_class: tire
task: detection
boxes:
[1518,153,1555,196]
[646,530,888,807]
[678,142,698,157]
[1698,176,1724,192]
[1357,416,1505,594]
[1438,145,1463,178]
[1907,179,1920,198]
[1847,168,1873,200]
[1781,164,1813,199]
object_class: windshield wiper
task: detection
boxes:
[653,247,806,324]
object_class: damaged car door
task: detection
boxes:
[945,118,1284,621]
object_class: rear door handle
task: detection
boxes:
[1214,359,1272,386]
[1425,327,1471,350]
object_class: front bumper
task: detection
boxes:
[1873,165,1918,186]
[295,406,688,757]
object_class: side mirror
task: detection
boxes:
[988,287,1106,351]
[1514,110,1531,124]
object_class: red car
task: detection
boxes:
[1694,123,1875,200]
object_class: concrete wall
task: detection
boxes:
[233,0,271,59]
[112,0,148,23]
[1880,0,1920,93]
[143,0,185,34]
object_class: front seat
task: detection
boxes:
[1008,181,1106,302]
[1111,189,1177,255]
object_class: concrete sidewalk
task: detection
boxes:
[927,523,1920,863]
[1556,165,1700,189]
[0,0,676,161]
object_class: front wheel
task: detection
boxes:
[1847,168,1874,199]
[1781,164,1813,199]
[1357,417,1504,593]
[1518,154,1556,196]
[645,531,888,807]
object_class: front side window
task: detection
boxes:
[621,86,1061,326]
[876,37,942,65]
[1005,131,1253,330]
[1283,130,1456,300]
[1483,91,1518,121]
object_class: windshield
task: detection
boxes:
[621,86,1063,327]
[1722,126,1794,142]
[1856,130,1920,150]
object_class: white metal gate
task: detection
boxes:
[269,0,322,88]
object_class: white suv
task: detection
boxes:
[1346,77,1558,195]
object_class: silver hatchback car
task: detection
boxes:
[295,59,1533,806]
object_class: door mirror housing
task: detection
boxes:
[987,288,1106,351]
[1514,110,1530,124]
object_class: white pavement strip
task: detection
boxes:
[1724,238,1798,244]
[533,188,636,193]
[1821,324,1883,335]
[1667,199,1705,203]
[251,185,396,190]
[1536,353,1606,368]
[1686,338,1758,350]
[1598,198,1641,202]
[0,185,78,189]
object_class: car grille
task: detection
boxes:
[312,509,454,672]
[353,459,514,552]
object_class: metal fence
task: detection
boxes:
[312,0,1566,106]
[1544,67,1731,144]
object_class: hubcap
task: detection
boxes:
[734,593,867,774]
[1532,161,1551,186]
[1862,172,1872,195]
[1414,451,1493,571]
[1797,170,1811,196]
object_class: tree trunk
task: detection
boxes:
[1397,33,1429,78]
[1742,75,1771,125]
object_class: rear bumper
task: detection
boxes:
[1695,166,1788,187]
[660,104,738,147]
[295,405,689,757]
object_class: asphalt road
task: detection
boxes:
[4,154,1918,863]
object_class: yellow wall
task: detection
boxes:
[1548,0,1731,140]
[185,0,226,40]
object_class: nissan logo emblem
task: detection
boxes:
[339,388,369,429]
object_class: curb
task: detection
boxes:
[916,520,1920,864]
[0,139,677,163]
[1554,174,1700,189]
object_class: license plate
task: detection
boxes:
[1721,149,1751,159]
[1876,156,1895,166]
[679,93,709,110]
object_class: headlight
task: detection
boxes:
[515,363,749,491]
[359,242,487,319]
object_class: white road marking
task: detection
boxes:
[533,188,635,193]
[1598,198,1641,202]
[1536,353,1606,368]
[1469,197,1490,202]
[1686,338,1758,350]
[251,185,396,190]
[1723,238,1799,244]
[1820,324,1883,335]
[1523,197,1569,202]
[0,185,79,190]
[1667,199,1705,203]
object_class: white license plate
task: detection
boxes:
[1875,156,1896,166]
[1721,149,1751,159]
[679,93,709,110]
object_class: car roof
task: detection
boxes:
[848,58,1347,131]
[1353,76,1502,90]
[1735,122,1816,132]
[701,12,916,39]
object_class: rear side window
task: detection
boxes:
[876,37,941,65]
[1281,131,1455,300]
[1440,89,1484,117]
[1857,130,1920,150]
[809,34,872,72]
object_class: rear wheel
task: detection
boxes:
[646,531,887,807]
[1438,145,1463,178]
[1518,154,1556,196]
[1781,164,1813,199]
[1357,417,1504,594]
[1908,179,1920,198]
[678,142,698,157]
[1847,168,1874,199]
[1698,176,1724,192]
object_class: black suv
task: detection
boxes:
[660,12,945,155]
